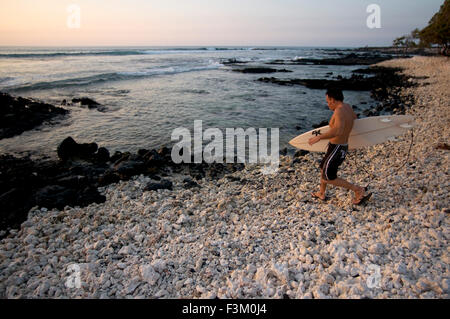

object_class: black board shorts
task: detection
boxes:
[320,143,348,181]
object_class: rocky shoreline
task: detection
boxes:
[0,56,448,299]
[0,137,245,236]
[266,52,396,66]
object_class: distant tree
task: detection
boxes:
[419,0,450,55]
[404,34,418,49]
[392,30,419,54]
[393,36,405,49]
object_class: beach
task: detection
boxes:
[0,56,448,299]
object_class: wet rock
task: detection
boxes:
[0,92,68,140]
[72,97,100,108]
[221,58,249,65]
[57,137,98,162]
[233,67,292,74]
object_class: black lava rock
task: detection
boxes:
[312,120,329,128]
[294,150,309,158]
[138,149,150,157]
[266,53,394,66]
[55,175,88,188]
[57,137,78,161]
[233,67,292,74]
[0,92,69,140]
[114,160,145,180]
[157,146,171,158]
[0,187,33,232]
[144,179,173,191]
[95,147,110,163]
[110,151,123,164]
[57,137,98,162]
[34,185,78,210]
[98,170,121,187]
[76,186,106,207]
[258,74,373,91]
[72,97,101,108]
[183,178,200,189]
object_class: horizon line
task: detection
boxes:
[0,44,388,48]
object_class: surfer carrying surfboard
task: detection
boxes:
[308,88,372,205]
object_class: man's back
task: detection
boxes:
[329,103,356,144]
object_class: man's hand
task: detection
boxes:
[308,136,321,145]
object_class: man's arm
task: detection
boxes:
[308,109,344,145]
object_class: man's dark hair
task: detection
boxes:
[326,87,344,102]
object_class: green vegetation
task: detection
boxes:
[393,0,449,55]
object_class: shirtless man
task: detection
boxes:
[308,88,372,205]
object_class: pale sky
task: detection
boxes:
[0,0,444,46]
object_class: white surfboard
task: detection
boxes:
[289,115,415,152]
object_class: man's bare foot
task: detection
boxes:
[353,187,372,205]
[353,187,365,203]
[353,187,366,204]
[311,191,327,201]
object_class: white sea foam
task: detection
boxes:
[0,76,14,83]
[117,61,223,77]
[0,77,24,88]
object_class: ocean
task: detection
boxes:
[0,46,375,158]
